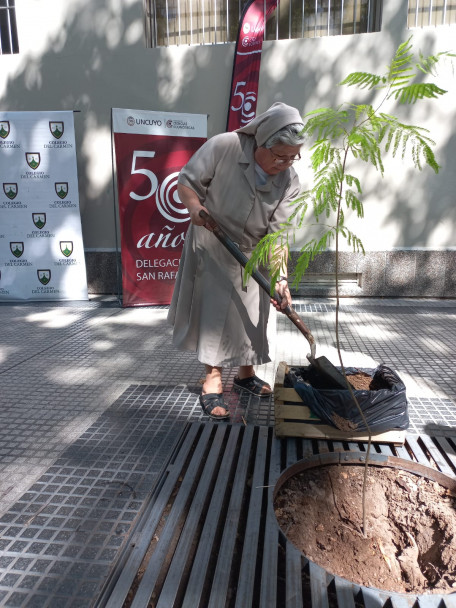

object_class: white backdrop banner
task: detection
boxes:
[0,111,88,301]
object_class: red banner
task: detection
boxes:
[112,109,207,307]
[226,0,278,131]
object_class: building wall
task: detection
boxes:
[1,0,455,296]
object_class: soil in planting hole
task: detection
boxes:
[274,464,456,594]
[347,372,375,390]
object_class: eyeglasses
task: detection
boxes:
[269,149,301,164]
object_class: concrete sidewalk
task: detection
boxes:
[1,296,455,517]
[0,296,455,607]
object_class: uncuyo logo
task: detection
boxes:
[127,116,135,127]
[156,172,190,224]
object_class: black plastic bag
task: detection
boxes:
[287,364,409,433]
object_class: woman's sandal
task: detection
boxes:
[199,393,230,420]
[233,375,272,397]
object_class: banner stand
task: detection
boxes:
[112,108,207,307]
[0,109,88,302]
[226,0,278,131]
[110,111,123,306]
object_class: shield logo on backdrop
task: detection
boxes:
[26,153,41,170]
[32,213,46,229]
[37,269,51,285]
[49,121,64,139]
[55,182,68,199]
[0,121,10,139]
[60,241,73,258]
[3,183,18,199]
[10,242,24,258]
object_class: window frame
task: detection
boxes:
[145,0,383,48]
[0,0,19,55]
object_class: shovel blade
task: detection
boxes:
[308,355,348,390]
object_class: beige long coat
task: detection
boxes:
[167,105,302,367]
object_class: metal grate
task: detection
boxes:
[101,422,456,607]
[408,0,456,28]
[0,385,203,608]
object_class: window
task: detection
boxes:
[145,0,383,47]
[408,0,456,27]
[0,0,18,55]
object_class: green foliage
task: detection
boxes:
[340,72,385,89]
[416,49,456,76]
[245,35,452,292]
[392,82,447,103]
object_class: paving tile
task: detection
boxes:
[0,296,456,605]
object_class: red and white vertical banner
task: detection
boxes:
[112,108,207,307]
[226,0,278,131]
[0,111,88,302]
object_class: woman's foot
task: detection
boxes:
[200,393,230,420]
[235,365,272,396]
[202,365,228,418]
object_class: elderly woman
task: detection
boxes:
[168,102,306,419]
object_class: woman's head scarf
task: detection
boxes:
[236,102,304,147]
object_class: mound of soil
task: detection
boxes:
[347,372,374,390]
[274,464,456,594]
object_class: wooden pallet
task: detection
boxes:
[274,361,406,445]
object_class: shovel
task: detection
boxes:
[199,210,348,390]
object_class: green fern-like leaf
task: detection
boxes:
[313,162,344,217]
[387,36,414,83]
[416,50,456,75]
[304,108,350,141]
[353,104,375,122]
[339,72,384,90]
[292,249,312,283]
[345,230,365,253]
[345,190,364,218]
[344,173,362,193]
[290,193,312,229]
[310,140,341,171]
[244,233,277,274]
[390,82,447,104]
[380,119,440,173]
[347,125,385,174]
[339,207,345,227]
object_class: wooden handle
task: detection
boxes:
[198,209,316,358]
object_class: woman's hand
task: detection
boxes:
[270,278,292,312]
[189,205,212,228]
[177,184,210,227]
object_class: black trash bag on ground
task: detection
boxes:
[287,364,409,433]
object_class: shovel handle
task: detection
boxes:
[198,209,316,358]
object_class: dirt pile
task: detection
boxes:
[275,464,456,594]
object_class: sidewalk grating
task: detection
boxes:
[0,385,203,608]
[1,297,456,606]
[101,422,456,608]
[1,382,455,607]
